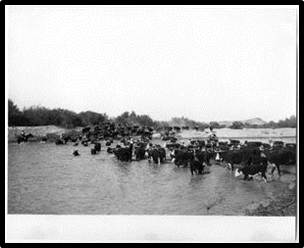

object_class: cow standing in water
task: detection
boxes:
[147,145,166,164]
[234,155,268,182]
[219,145,281,182]
[190,150,205,175]
[17,131,34,144]
[73,150,80,156]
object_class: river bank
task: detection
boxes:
[177,128,296,141]
[8,126,296,143]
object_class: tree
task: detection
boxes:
[230,121,244,129]
[277,115,296,128]
[115,111,130,126]
[79,111,108,126]
[8,99,29,126]
[8,99,20,126]
[209,121,220,129]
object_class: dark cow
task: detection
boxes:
[81,140,89,146]
[134,145,146,161]
[17,133,34,144]
[219,150,243,170]
[107,147,114,153]
[173,149,194,167]
[285,143,296,150]
[55,139,65,145]
[73,150,80,156]
[265,149,296,175]
[94,142,101,152]
[113,144,133,162]
[142,130,153,140]
[272,141,284,149]
[235,157,268,182]
[147,147,166,164]
[219,141,228,146]
[220,147,265,171]
[82,126,91,134]
[229,139,240,146]
[190,158,205,175]
[173,126,181,132]
[284,144,296,165]
[245,141,263,148]
[195,150,213,166]
[262,143,271,150]
[166,142,181,150]
[105,140,112,146]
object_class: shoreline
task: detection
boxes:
[8,125,297,143]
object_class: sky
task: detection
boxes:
[5,6,298,122]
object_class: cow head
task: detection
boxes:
[234,168,243,177]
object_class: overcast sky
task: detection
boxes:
[6,6,297,122]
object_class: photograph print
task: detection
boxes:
[6,5,298,217]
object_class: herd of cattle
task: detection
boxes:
[72,129,295,182]
[103,138,296,181]
[16,123,297,182]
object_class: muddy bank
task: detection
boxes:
[244,167,296,216]
[245,186,296,216]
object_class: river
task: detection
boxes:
[8,141,295,215]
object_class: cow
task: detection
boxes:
[173,149,194,167]
[107,147,114,154]
[245,141,263,148]
[234,157,268,182]
[105,140,112,146]
[166,142,181,150]
[55,138,65,145]
[272,141,284,149]
[134,145,147,161]
[220,147,265,171]
[229,139,241,147]
[285,143,296,150]
[147,146,166,164]
[82,140,89,146]
[94,142,101,152]
[261,143,271,150]
[82,126,91,134]
[17,133,34,144]
[219,150,243,170]
[265,149,296,175]
[190,158,205,175]
[113,145,133,162]
[73,150,80,156]
[195,150,213,166]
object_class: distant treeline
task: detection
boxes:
[8,99,296,129]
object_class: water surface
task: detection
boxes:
[8,142,293,215]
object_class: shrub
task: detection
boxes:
[230,121,245,129]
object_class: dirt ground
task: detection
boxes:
[245,185,296,216]
[244,165,297,216]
